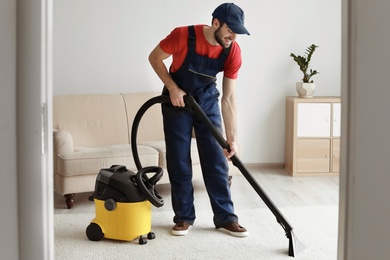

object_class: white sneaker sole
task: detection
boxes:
[218,227,249,237]
[172,226,191,236]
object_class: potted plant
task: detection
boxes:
[290,44,319,98]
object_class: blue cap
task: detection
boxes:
[212,3,250,35]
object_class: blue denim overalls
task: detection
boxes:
[162,26,238,228]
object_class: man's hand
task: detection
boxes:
[169,87,187,107]
[224,140,238,159]
[149,44,186,107]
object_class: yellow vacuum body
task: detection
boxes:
[91,199,151,241]
[86,165,163,244]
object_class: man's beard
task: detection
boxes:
[214,27,232,49]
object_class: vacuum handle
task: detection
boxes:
[109,165,127,173]
[183,95,231,152]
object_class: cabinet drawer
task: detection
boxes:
[297,139,330,173]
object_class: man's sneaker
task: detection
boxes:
[172,222,191,236]
[218,222,248,237]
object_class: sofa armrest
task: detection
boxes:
[54,129,74,154]
[53,130,74,174]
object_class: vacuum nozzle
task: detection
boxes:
[288,229,306,257]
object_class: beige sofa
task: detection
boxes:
[53,92,238,209]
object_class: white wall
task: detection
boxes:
[53,0,341,163]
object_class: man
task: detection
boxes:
[148,3,250,237]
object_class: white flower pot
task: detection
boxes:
[296,82,316,98]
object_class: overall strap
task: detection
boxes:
[187,25,232,59]
[188,25,196,50]
[187,25,231,71]
[221,45,232,60]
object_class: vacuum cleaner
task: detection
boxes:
[130,94,306,257]
[86,164,164,244]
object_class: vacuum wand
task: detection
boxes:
[183,95,305,257]
[131,94,305,257]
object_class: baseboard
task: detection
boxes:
[243,163,285,169]
[229,162,285,176]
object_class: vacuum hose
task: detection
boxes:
[131,94,234,169]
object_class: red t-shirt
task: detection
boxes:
[159,24,242,79]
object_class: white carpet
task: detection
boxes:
[54,206,338,260]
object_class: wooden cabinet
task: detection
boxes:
[285,96,341,176]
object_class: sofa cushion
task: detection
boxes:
[121,92,165,142]
[53,94,130,147]
[57,144,158,177]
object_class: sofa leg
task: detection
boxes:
[64,193,75,209]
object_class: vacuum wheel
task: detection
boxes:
[138,236,147,245]
[86,223,104,241]
[147,232,156,240]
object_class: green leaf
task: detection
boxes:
[290,44,319,82]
